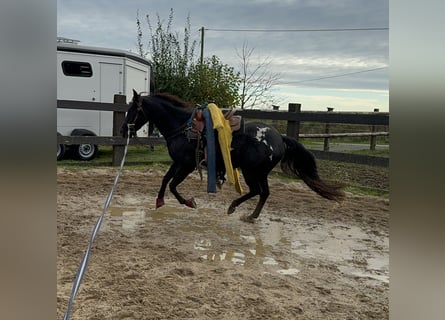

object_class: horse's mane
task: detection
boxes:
[153,93,193,110]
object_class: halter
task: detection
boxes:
[126,96,148,136]
[134,96,148,124]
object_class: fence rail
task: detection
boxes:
[299,132,388,138]
[238,109,389,125]
[56,132,388,144]
[57,96,389,166]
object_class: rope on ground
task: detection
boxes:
[63,125,133,320]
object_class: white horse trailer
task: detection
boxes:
[57,40,153,160]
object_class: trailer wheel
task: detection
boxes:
[57,143,66,160]
[75,143,98,161]
[57,133,66,160]
[70,129,98,161]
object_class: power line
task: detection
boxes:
[205,27,388,33]
[278,67,388,85]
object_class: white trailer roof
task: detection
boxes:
[57,42,152,67]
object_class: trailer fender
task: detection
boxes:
[70,129,97,137]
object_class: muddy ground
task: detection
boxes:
[57,167,389,319]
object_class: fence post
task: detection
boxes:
[323,107,334,151]
[112,94,127,166]
[370,108,379,150]
[286,103,301,140]
[272,105,280,129]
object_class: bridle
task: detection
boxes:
[126,97,148,136]
[125,94,196,141]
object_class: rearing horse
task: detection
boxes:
[122,90,344,222]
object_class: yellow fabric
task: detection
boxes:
[207,103,243,194]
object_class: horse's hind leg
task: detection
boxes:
[227,189,259,215]
[227,171,260,215]
[246,175,270,221]
[156,162,178,208]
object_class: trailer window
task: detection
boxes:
[61,61,93,77]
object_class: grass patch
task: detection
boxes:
[316,159,389,198]
[269,160,388,198]
[58,145,172,169]
[58,144,388,198]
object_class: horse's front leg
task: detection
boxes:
[169,165,196,208]
[156,162,178,208]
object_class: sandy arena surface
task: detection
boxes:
[57,167,389,319]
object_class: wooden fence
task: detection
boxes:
[57,95,389,167]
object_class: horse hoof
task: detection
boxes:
[184,198,196,208]
[156,198,165,208]
[227,206,236,215]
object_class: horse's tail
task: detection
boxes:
[281,136,345,202]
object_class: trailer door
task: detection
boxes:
[99,62,123,136]
[125,62,150,137]
[57,56,100,136]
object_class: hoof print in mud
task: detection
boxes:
[240,215,256,223]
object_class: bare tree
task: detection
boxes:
[136,10,148,57]
[237,41,281,109]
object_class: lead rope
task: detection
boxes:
[63,124,134,320]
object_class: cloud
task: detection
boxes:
[271,87,389,112]
[57,0,388,111]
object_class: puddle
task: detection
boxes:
[290,224,370,263]
[338,265,389,284]
[288,222,388,276]
[194,239,212,251]
[263,257,279,266]
[276,268,300,275]
[286,221,388,283]
[194,220,301,276]
[106,205,388,282]
[195,218,388,281]
[108,207,146,231]
[199,248,283,269]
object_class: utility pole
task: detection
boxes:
[200,26,204,64]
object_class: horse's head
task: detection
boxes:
[121,89,148,138]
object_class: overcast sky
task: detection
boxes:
[57,0,389,112]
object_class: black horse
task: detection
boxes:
[122,90,344,221]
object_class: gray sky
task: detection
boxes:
[57,0,388,111]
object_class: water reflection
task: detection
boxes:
[108,207,145,231]
[106,205,388,282]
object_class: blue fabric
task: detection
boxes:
[202,108,216,193]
